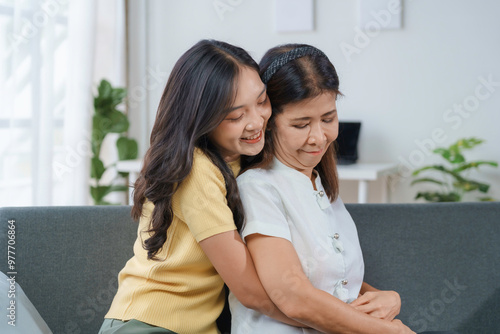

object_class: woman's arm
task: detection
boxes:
[350,282,401,321]
[245,234,415,334]
[199,230,305,327]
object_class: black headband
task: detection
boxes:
[261,46,328,84]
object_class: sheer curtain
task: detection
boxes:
[0,0,125,206]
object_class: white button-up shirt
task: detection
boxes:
[229,158,365,333]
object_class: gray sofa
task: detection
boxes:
[1,203,499,334]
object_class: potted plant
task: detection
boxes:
[411,137,498,202]
[90,79,138,205]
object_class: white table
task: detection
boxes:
[337,163,398,203]
[117,160,399,204]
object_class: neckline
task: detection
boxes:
[272,157,322,191]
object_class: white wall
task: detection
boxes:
[133,0,500,203]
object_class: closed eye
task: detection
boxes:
[293,123,308,129]
[226,114,243,122]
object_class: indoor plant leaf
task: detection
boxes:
[90,185,129,204]
[411,178,445,186]
[411,137,496,203]
[433,148,452,163]
[455,138,483,150]
[415,192,461,202]
[453,161,498,173]
[90,185,111,203]
[111,88,127,106]
[478,196,496,202]
[108,185,129,193]
[107,110,130,133]
[117,137,139,160]
[90,79,136,205]
[90,157,106,179]
[412,165,445,176]
[453,180,490,193]
[93,110,129,134]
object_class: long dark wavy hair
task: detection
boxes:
[132,40,259,260]
[249,43,341,201]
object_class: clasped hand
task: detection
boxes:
[350,290,401,321]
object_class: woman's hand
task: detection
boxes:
[350,290,401,321]
[390,319,416,334]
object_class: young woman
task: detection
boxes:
[99,40,302,334]
[229,44,416,333]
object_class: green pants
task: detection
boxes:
[99,319,178,334]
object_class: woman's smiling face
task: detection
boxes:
[209,66,271,162]
[273,92,338,178]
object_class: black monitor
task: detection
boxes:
[336,121,361,165]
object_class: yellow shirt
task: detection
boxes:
[105,149,240,333]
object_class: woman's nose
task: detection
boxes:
[246,109,264,131]
[308,123,326,145]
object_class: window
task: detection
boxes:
[0,0,69,206]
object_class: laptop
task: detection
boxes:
[335,121,361,165]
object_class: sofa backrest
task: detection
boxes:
[347,202,500,333]
[1,203,499,333]
[0,206,137,334]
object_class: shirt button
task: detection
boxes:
[318,190,324,197]
[334,233,340,239]
[342,279,348,285]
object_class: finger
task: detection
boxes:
[350,295,370,307]
[352,303,378,314]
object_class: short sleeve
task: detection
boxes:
[173,151,237,242]
[237,173,292,242]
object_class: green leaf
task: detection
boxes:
[90,157,106,179]
[94,79,127,115]
[108,110,129,133]
[455,137,483,150]
[412,165,465,182]
[411,178,445,186]
[98,79,112,100]
[117,137,139,160]
[412,165,444,176]
[90,185,111,203]
[90,185,129,204]
[435,145,465,164]
[111,88,127,105]
[433,148,452,162]
[453,180,490,193]
[449,152,465,164]
[93,114,111,137]
[478,197,496,202]
[93,110,129,135]
[96,200,114,205]
[415,192,461,202]
[453,161,498,173]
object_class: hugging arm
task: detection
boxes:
[199,230,305,327]
[177,156,304,327]
[246,234,415,334]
